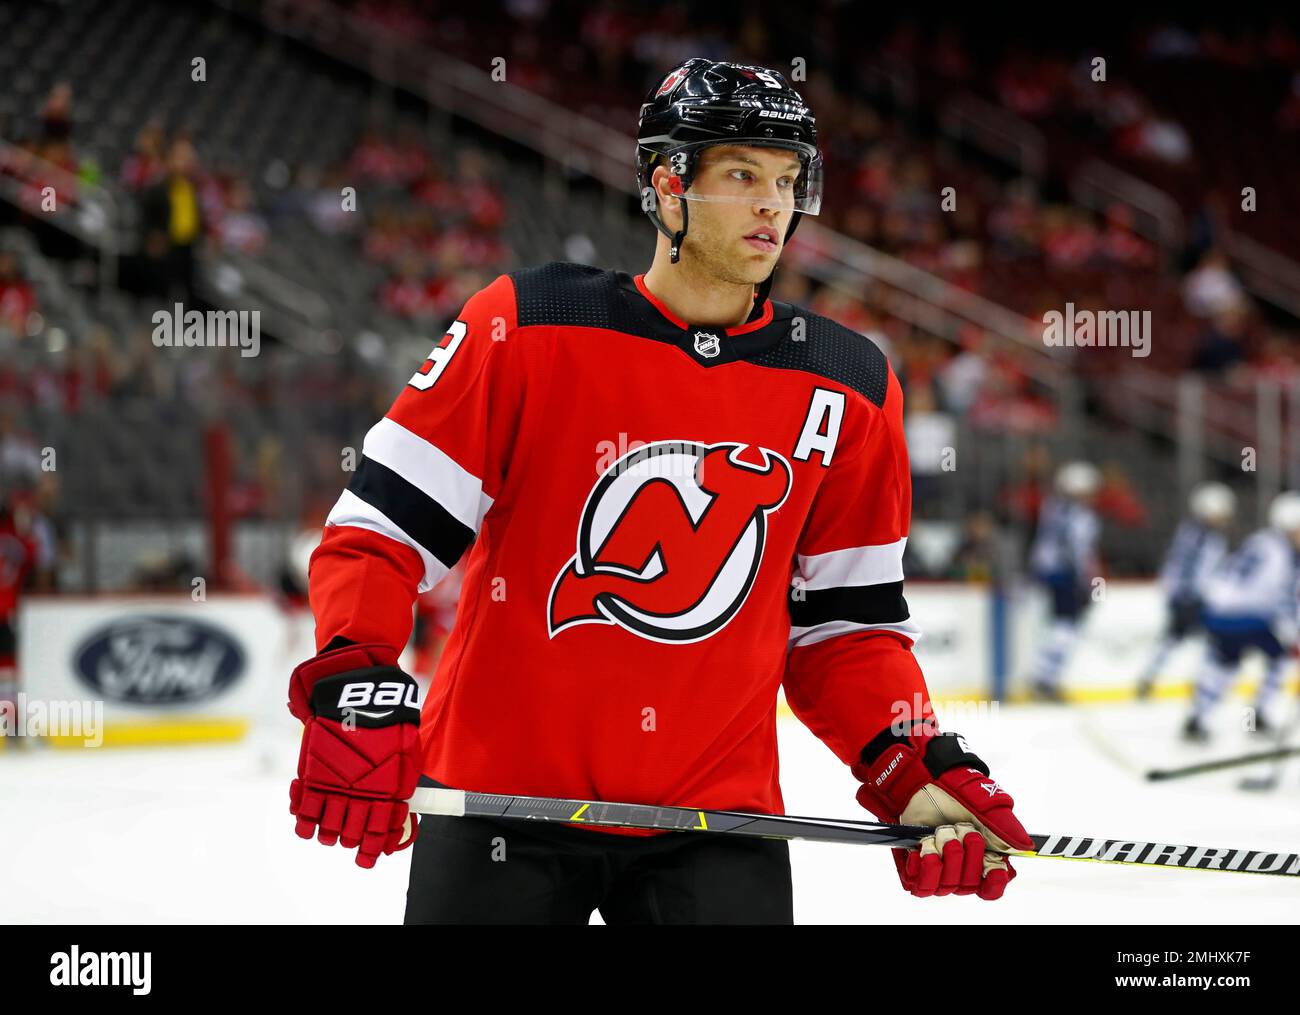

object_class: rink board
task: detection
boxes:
[14,595,312,747]
[12,582,1269,748]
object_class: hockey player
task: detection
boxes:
[1135,482,1235,699]
[1183,491,1300,742]
[0,487,36,741]
[1026,462,1102,702]
[287,58,1031,924]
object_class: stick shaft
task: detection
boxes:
[407,788,1300,878]
[1146,745,1300,781]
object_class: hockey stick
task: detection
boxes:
[407,787,1300,878]
[1145,744,1300,782]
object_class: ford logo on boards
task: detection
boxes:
[73,615,246,705]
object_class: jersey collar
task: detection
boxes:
[632,273,774,333]
[620,272,784,366]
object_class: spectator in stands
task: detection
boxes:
[903,383,955,518]
[38,82,73,143]
[1099,204,1154,267]
[141,139,203,300]
[7,485,56,591]
[302,164,361,236]
[0,406,41,486]
[999,444,1051,529]
[0,485,36,711]
[215,178,268,255]
[379,254,435,319]
[29,472,62,590]
[968,350,1057,433]
[0,251,35,336]
[454,149,506,231]
[1190,306,1251,374]
[1126,104,1193,165]
[949,511,1004,581]
[1185,193,1223,260]
[112,327,177,401]
[362,206,407,264]
[987,179,1042,261]
[62,329,115,411]
[349,129,413,187]
[121,121,166,191]
[130,549,199,592]
[1183,247,1246,318]
[1094,463,1149,528]
[995,52,1068,119]
[937,329,989,415]
[808,285,881,348]
[1041,207,1099,269]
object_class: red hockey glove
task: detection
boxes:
[287,642,423,869]
[852,722,1033,900]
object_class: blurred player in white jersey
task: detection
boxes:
[1183,492,1300,742]
[1026,462,1101,702]
[1135,482,1235,699]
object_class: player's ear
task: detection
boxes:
[651,164,680,211]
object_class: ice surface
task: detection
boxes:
[1,699,1296,924]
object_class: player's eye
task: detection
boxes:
[728,169,754,182]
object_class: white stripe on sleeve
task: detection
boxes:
[362,417,494,533]
[325,488,449,593]
[794,537,907,591]
[788,617,922,651]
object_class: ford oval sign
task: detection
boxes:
[73,615,246,705]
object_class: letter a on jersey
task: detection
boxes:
[548,441,792,642]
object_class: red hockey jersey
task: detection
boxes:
[310,262,929,827]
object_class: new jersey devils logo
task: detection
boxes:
[655,67,688,97]
[548,441,792,642]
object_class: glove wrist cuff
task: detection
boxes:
[309,667,420,726]
[851,721,988,819]
[287,641,407,722]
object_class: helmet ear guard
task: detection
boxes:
[642,150,693,264]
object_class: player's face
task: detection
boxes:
[663,145,801,285]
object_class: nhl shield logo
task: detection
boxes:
[693,331,721,358]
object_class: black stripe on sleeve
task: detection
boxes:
[788,580,911,628]
[347,456,476,569]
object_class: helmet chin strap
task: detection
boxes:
[647,185,689,264]
[670,198,688,265]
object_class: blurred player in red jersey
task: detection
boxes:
[286,59,1031,923]
[0,487,36,739]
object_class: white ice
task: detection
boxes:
[1,697,1297,923]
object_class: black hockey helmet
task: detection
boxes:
[637,58,822,293]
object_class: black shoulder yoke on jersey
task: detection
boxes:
[509,261,889,408]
